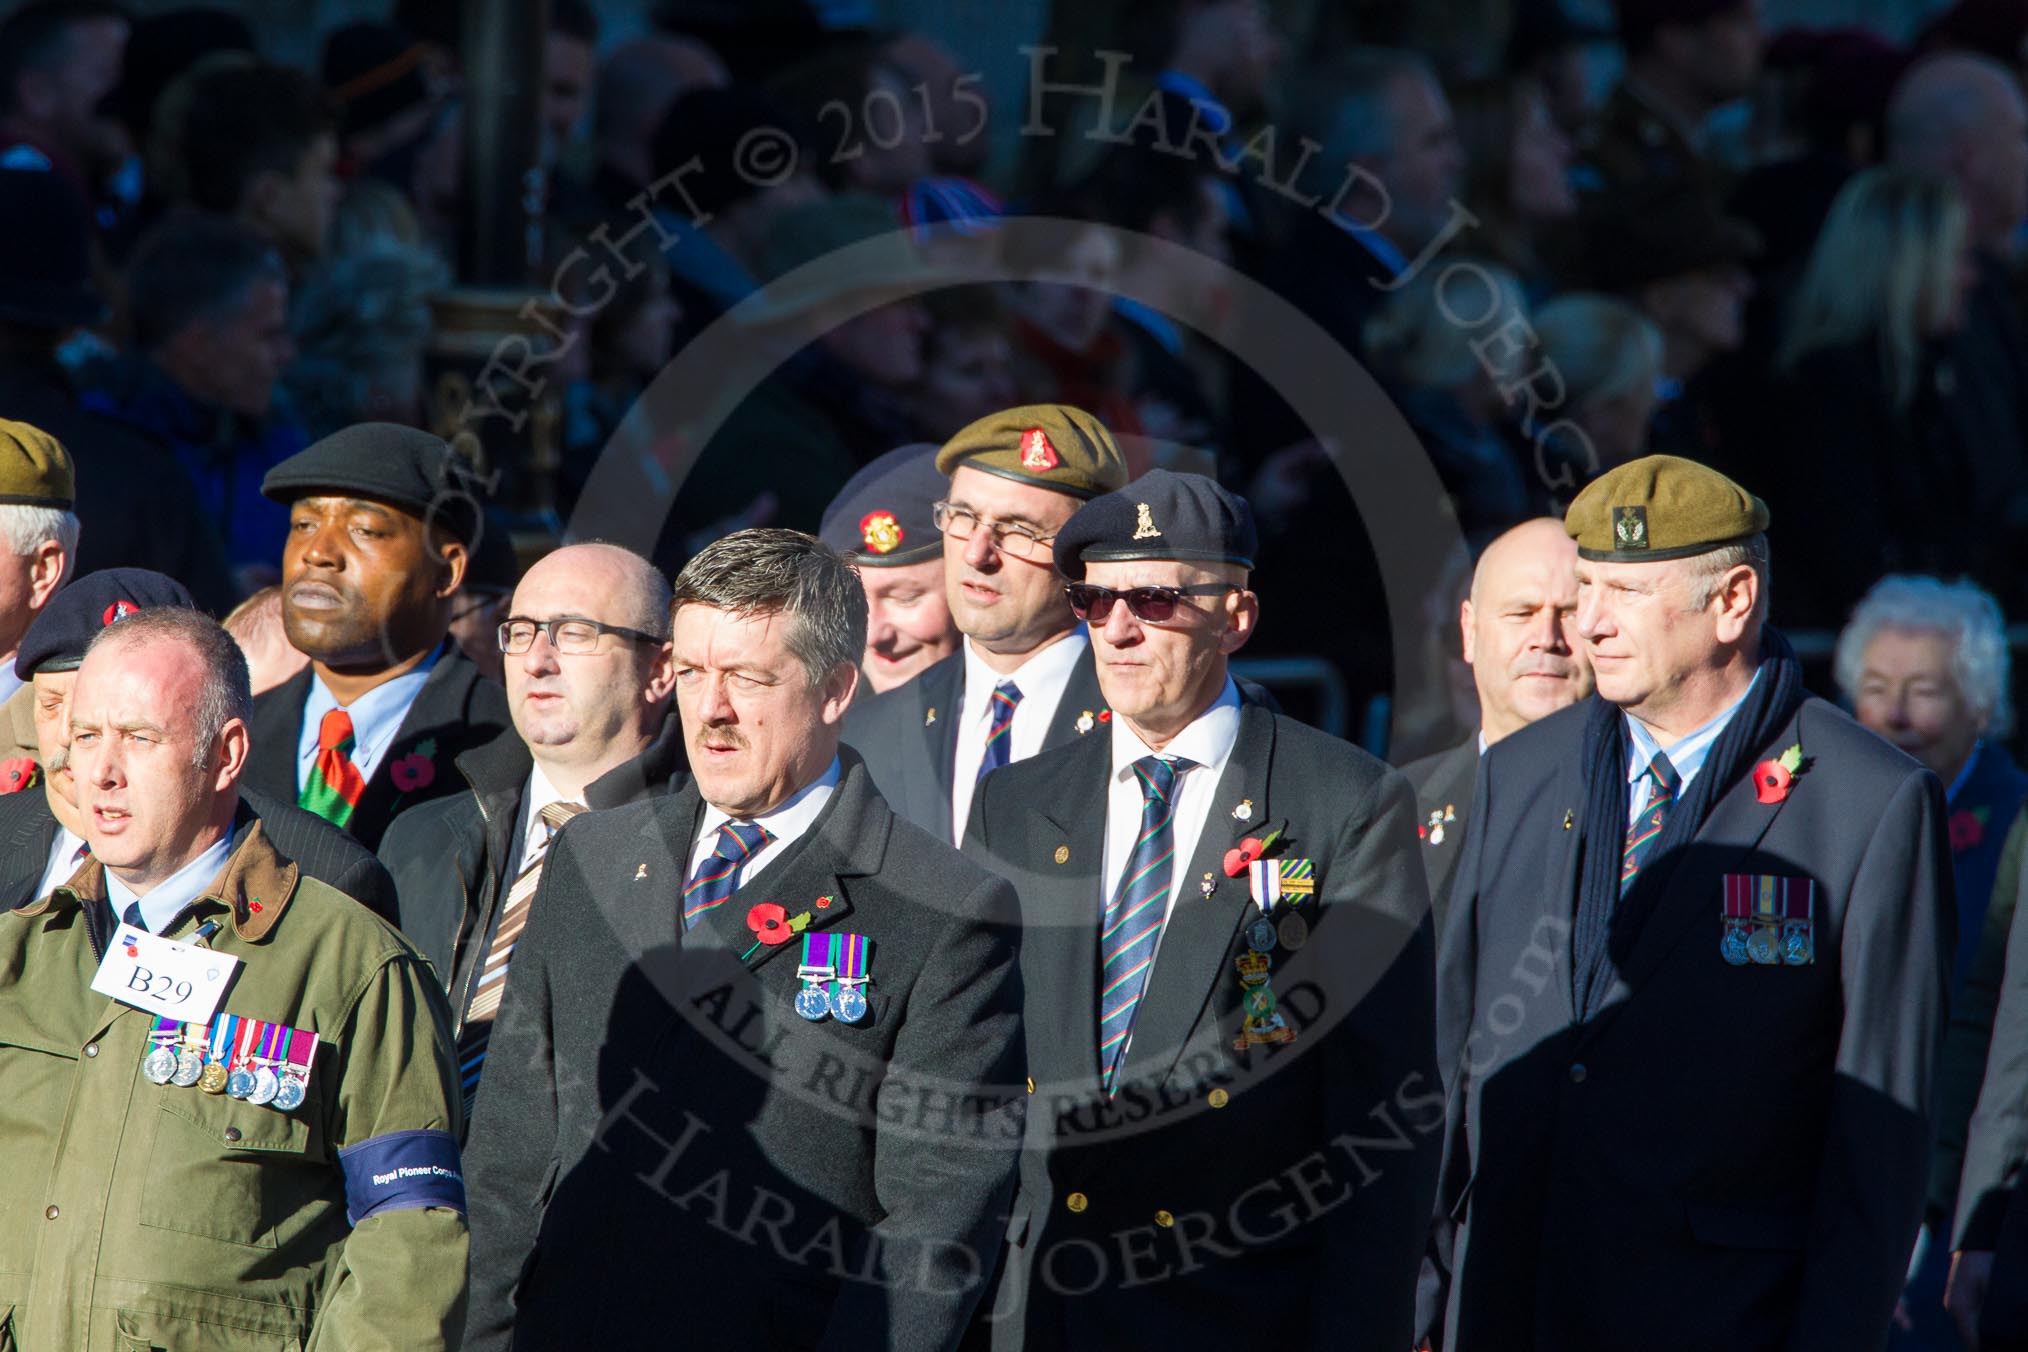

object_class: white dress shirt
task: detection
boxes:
[505,763,580,880]
[951,628,1091,841]
[34,820,90,903]
[689,757,841,891]
[295,642,443,791]
[106,827,237,935]
[1624,665,1762,826]
[1100,679,1244,957]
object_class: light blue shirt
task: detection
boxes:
[296,643,443,792]
[106,826,236,935]
[1625,665,1764,827]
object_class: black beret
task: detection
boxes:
[1052,469,1258,581]
[17,569,197,678]
[260,423,484,543]
[819,444,945,567]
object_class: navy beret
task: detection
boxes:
[18,569,197,678]
[819,444,946,567]
[260,423,484,543]
[1052,469,1258,580]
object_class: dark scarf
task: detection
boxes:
[1572,626,1805,1018]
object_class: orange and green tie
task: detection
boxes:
[1620,751,1680,894]
[300,708,367,828]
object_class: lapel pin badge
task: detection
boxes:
[1075,710,1095,735]
[1562,809,1574,831]
[634,863,648,880]
[925,707,937,727]
[1231,799,1253,822]
[1200,872,1216,898]
[1053,845,1070,865]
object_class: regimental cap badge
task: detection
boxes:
[1132,502,1161,540]
[102,599,138,627]
[1613,505,1648,550]
[859,510,903,555]
[1019,427,1060,471]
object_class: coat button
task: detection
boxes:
[1154,1209,1175,1228]
[83,1043,98,1058]
[44,1205,58,1220]
[1066,1192,1089,1213]
[1208,1088,1229,1109]
[224,1127,242,1143]
[1569,1063,1587,1084]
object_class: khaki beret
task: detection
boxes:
[935,403,1127,500]
[0,418,74,510]
[1565,454,1769,562]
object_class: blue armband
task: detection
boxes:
[338,1129,467,1224]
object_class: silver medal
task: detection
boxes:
[1746,925,1779,966]
[272,1072,307,1112]
[249,1066,280,1106]
[795,986,831,1021]
[1721,924,1750,966]
[227,1067,256,1098]
[830,983,868,1023]
[1246,918,1276,953]
[143,1046,177,1084]
[1276,911,1309,951]
[172,1047,204,1087]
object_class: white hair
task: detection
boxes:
[1835,574,2013,737]
[0,505,78,583]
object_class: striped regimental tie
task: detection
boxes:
[1097,754,1194,1094]
[976,680,1023,781]
[1620,750,1680,894]
[457,799,586,1111]
[681,818,772,930]
[298,708,367,828]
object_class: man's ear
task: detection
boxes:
[1459,598,1476,666]
[820,658,861,726]
[1217,588,1260,657]
[214,717,252,794]
[27,540,65,611]
[434,537,469,599]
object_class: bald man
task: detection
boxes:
[377,542,683,1128]
[1401,519,1594,921]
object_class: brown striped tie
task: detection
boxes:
[457,799,585,1110]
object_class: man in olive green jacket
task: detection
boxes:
[0,606,467,1350]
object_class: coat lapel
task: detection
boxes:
[244,666,314,802]
[1118,703,1276,1087]
[1608,705,1808,999]
[1040,643,1105,754]
[0,793,62,909]
[690,762,884,976]
[1019,732,1111,1090]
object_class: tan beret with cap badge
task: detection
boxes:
[0,418,74,510]
[1565,454,1768,562]
[935,403,1128,501]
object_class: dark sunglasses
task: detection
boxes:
[1064,582,1239,624]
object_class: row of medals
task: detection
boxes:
[143,1029,307,1110]
[1723,919,1812,967]
[1236,905,1309,1045]
[795,979,869,1024]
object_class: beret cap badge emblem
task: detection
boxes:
[1613,505,1648,549]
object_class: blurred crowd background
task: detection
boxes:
[4,0,2027,755]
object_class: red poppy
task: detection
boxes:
[1223,837,1265,877]
[389,753,436,793]
[0,757,37,793]
[1097,710,1111,723]
[746,902,791,944]
[1752,759,1792,804]
[1950,810,1986,852]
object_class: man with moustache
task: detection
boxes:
[241,423,510,852]
[1421,456,1950,1351]
[0,607,466,1349]
[820,443,961,694]
[964,471,1438,1351]
[463,528,1023,1352]
[844,404,1126,845]
[0,567,396,918]
[378,542,682,1121]
[1403,518,1593,924]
